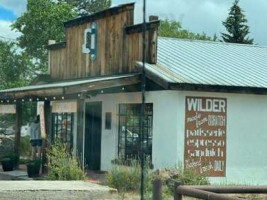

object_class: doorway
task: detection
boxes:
[84,102,102,170]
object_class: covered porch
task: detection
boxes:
[0,73,140,172]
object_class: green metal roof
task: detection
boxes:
[143,37,267,88]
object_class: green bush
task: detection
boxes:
[0,137,14,159]
[107,159,209,199]
[20,136,31,158]
[47,141,85,180]
[107,160,142,192]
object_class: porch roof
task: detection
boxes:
[0,73,140,100]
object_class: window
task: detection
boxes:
[118,104,153,160]
[52,113,74,151]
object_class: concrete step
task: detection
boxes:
[0,181,117,200]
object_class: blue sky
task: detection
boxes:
[0,0,267,45]
[0,6,16,21]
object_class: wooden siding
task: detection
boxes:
[49,4,159,81]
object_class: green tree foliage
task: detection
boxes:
[0,41,33,89]
[159,19,216,41]
[60,0,112,16]
[221,0,253,44]
[11,0,77,72]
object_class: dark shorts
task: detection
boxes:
[30,139,43,147]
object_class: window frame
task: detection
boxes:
[118,103,153,160]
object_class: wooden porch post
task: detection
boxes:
[77,99,85,168]
[14,102,22,169]
[42,100,51,174]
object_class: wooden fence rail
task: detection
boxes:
[152,180,267,200]
[173,182,267,200]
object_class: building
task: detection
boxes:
[1,3,267,184]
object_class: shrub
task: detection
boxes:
[0,137,14,159]
[107,159,142,192]
[20,136,31,158]
[150,168,210,195]
[47,141,85,180]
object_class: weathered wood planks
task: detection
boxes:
[48,3,159,81]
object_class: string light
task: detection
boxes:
[53,97,56,100]
[101,90,104,94]
[78,94,81,97]
[45,97,47,100]
[62,96,65,100]
[22,99,24,102]
[122,87,125,91]
[36,98,39,101]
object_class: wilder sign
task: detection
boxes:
[184,97,227,177]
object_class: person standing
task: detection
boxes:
[30,115,42,159]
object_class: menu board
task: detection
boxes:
[184,97,227,177]
[0,105,16,114]
[52,101,77,113]
[39,104,46,139]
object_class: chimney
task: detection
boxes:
[149,15,159,22]
[48,40,56,45]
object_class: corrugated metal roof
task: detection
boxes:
[0,74,137,93]
[149,37,267,88]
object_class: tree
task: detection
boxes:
[60,0,112,16]
[221,0,253,44]
[11,0,77,73]
[159,19,216,41]
[0,40,34,89]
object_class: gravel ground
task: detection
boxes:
[0,173,12,180]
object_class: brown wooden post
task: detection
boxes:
[153,179,162,200]
[14,102,22,169]
[174,182,183,200]
[42,100,51,174]
[77,98,85,168]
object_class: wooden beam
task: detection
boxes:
[42,101,51,174]
[14,102,22,169]
[76,98,85,168]
[65,76,141,94]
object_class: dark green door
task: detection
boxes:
[85,102,102,170]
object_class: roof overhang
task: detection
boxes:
[0,74,141,100]
[136,62,267,95]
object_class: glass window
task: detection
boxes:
[118,103,153,160]
[52,113,74,151]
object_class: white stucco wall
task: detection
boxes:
[83,89,267,185]
[84,90,180,171]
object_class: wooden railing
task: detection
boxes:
[152,180,267,200]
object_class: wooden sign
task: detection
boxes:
[184,97,227,177]
[0,104,16,114]
[39,104,46,138]
[52,101,77,113]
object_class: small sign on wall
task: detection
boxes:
[184,97,227,177]
[52,101,77,113]
[0,104,16,114]
[39,104,46,138]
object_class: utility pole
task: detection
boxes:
[140,0,146,199]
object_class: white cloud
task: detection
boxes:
[0,0,27,16]
[0,20,21,40]
[0,0,266,45]
[112,0,267,45]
